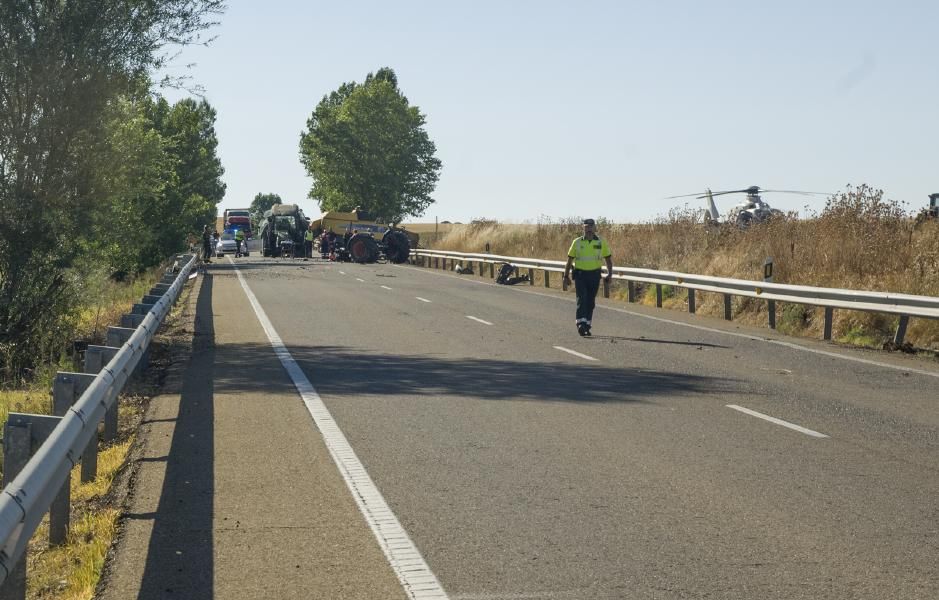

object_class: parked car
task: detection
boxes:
[215,230,238,257]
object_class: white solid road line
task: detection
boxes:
[416,297,432,303]
[466,316,493,326]
[400,265,939,380]
[553,346,598,361]
[381,285,393,290]
[231,261,449,599]
[726,404,829,438]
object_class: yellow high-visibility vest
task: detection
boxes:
[567,235,611,271]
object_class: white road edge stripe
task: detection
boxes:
[726,404,829,438]
[381,285,393,290]
[232,263,449,599]
[466,316,493,326]
[416,297,432,303]
[552,346,598,361]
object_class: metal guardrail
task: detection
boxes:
[410,249,939,342]
[0,253,196,589]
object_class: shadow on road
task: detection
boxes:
[206,343,740,404]
[587,336,729,349]
[131,271,216,599]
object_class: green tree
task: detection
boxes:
[0,0,224,378]
[299,67,442,224]
[250,193,283,225]
[147,96,227,258]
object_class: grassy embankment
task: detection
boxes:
[0,267,170,599]
[426,212,939,351]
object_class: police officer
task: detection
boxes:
[304,226,315,258]
[234,227,245,257]
[201,225,213,263]
[562,218,613,336]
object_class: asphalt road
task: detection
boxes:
[126,251,939,599]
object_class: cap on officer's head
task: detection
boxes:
[582,218,596,225]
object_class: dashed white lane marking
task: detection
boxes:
[356,277,365,282]
[339,270,346,275]
[726,404,829,438]
[381,285,393,290]
[466,316,493,326]
[401,265,939,380]
[416,297,432,303]
[552,346,598,361]
[232,263,448,599]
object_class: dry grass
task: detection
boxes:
[430,190,939,351]
[26,440,131,600]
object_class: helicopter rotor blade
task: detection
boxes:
[664,191,711,200]
[704,189,753,198]
[758,189,831,196]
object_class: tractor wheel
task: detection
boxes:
[348,233,379,263]
[382,230,411,263]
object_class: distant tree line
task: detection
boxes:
[0,1,226,380]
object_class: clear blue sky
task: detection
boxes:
[162,0,938,223]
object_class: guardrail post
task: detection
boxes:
[894,315,910,345]
[655,284,663,308]
[627,281,636,303]
[1,421,30,599]
[723,294,733,320]
[53,373,98,483]
[603,278,610,299]
[4,414,68,550]
[84,345,120,443]
[767,299,776,329]
[544,270,550,288]
[108,325,147,375]
[490,263,495,279]
[823,307,834,340]
[529,268,534,285]
[688,289,696,314]
[142,294,162,305]
[120,313,145,329]
[132,303,155,315]
[148,286,167,297]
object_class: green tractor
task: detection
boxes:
[259,204,309,257]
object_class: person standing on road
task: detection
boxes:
[201,225,213,263]
[234,227,245,256]
[562,218,613,336]
[304,226,315,258]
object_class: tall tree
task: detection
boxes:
[299,67,442,224]
[0,0,225,377]
[250,193,283,224]
[150,97,227,241]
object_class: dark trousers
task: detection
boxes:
[574,269,601,325]
[202,241,212,261]
[305,240,313,258]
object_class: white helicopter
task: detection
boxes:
[667,186,830,228]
